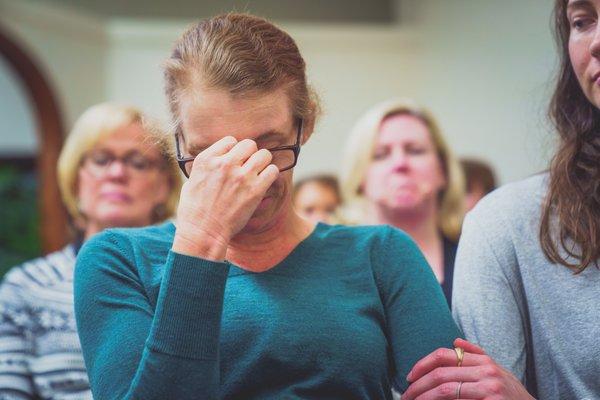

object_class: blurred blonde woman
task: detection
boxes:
[341,99,465,306]
[0,103,181,399]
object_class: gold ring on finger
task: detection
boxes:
[454,347,464,367]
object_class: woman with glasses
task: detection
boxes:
[74,14,461,400]
[0,102,181,399]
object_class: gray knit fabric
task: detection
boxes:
[0,245,91,400]
[452,173,600,400]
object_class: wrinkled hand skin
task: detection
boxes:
[403,338,535,400]
[173,136,279,261]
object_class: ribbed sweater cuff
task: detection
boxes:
[147,250,229,359]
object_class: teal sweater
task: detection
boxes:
[74,222,460,400]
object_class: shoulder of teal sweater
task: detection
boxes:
[104,220,176,247]
[84,221,174,256]
[76,229,135,278]
[322,223,418,258]
[344,224,417,251]
[324,223,422,274]
[77,221,175,279]
[366,224,431,284]
[325,223,413,244]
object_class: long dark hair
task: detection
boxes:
[541,0,600,272]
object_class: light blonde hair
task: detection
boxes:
[340,99,465,241]
[57,102,182,227]
[163,13,320,137]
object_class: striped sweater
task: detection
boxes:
[0,244,91,400]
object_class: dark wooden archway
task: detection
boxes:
[0,24,68,253]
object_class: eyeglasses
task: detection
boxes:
[175,119,303,179]
[82,151,165,177]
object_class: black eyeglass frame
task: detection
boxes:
[81,152,167,174]
[174,119,303,179]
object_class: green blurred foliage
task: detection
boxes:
[0,166,41,277]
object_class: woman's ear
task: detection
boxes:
[301,118,316,145]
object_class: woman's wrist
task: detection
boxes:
[172,227,229,262]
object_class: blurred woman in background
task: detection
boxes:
[0,103,181,399]
[293,174,341,223]
[460,157,497,212]
[341,99,465,306]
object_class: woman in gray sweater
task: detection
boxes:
[402,0,600,399]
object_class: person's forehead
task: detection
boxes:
[377,114,432,144]
[93,123,160,155]
[179,87,293,144]
[567,0,596,10]
[297,181,338,199]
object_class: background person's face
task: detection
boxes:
[464,183,486,212]
[77,122,171,235]
[363,114,446,214]
[294,182,339,223]
[178,87,299,234]
[568,0,600,109]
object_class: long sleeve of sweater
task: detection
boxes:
[375,227,462,392]
[74,230,230,400]
[451,200,529,383]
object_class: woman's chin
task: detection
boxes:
[242,212,275,234]
[387,195,422,211]
[239,201,286,235]
[93,212,146,230]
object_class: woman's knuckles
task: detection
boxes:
[436,382,455,397]
[230,170,247,185]
[485,379,504,396]
[430,368,447,384]
[481,364,501,379]
[432,348,448,365]
[480,355,494,366]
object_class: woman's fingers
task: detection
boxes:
[454,338,486,355]
[407,348,488,383]
[408,381,487,400]
[242,148,273,175]
[223,138,258,165]
[403,366,483,400]
[404,342,534,400]
[257,164,279,190]
[201,135,238,157]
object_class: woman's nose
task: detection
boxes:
[390,150,410,172]
[590,24,600,59]
[106,160,128,178]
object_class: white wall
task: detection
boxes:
[401,0,557,183]
[0,0,559,185]
[0,55,37,153]
[288,26,420,179]
[0,0,109,131]
[106,0,558,184]
[105,21,419,180]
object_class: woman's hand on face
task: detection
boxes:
[402,338,534,400]
[173,136,279,261]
